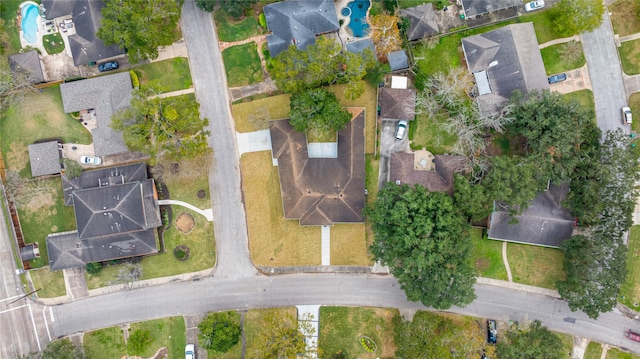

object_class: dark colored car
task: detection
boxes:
[548,73,567,84]
[98,61,119,72]
[487,319,497,344]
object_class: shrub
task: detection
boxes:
[60,158,84,179]
[127,329,153,355]
[130,70,140,89]
[359,336,376,352]
[198,311,241,352]
[85,262,102,274]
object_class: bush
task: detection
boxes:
[85,262,102,274]
[198,311,241,352]
[259,12,267,28]
[61,158,84,179]
[127,329,153,355]
[130,70,140,89]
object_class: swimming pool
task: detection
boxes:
[21,3,39,45]
[345,0,370,38]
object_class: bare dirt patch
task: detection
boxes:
[24,191,55,212]
[176,212,195,234]
[6,143,29,173]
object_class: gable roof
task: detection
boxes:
[388,50,409,71]
[461,23,549,113]
[399,4,439,41]
[379,88,416,121]
[461,0,523,18]
[390,152,466,193]
[8,50,45,84]
[28,141,61,177]
[487,183,575,248]
[345,39,376,55]
[264,0,339,57]
[60,72,132,156]
[269,109,366,225]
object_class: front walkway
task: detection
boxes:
[296,304,320,358]
[158,199,213,221]
[236,130,272,156]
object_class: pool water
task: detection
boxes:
[21,3,39,45]
[345,0,370,38]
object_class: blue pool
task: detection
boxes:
[345,0,370,38]
[21,3,39,45]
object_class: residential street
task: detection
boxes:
[581,10,629,134]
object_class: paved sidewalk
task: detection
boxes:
[619,32,640,43]
[321,226,330,266]
[476,277,560,298]
[229,78,278,102]
[539,35,580,49]
[158,199,214,221]
[623,73,640,98]
[236,129,272,156]
[149,88,195,99]
[151,39,188,62]
[502,242,513,282]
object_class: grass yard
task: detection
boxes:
[232,93,291,132]
[330,224,371,265]
[619,226,640,309]
[631,93,640,134]
[213,10,263,42]
[607,348,640,359]
[245,308,297,357]
[620,38,640,75]
[469,229,508,280]
[155,154,212,209]
[0,86,92,175]
[610,0,640,37]
[564,90,595,120]
[326,83,377,155]
[241,151,321,266]
[130,317,186,358]
[541,42,585,75]
[519,10,565,45]
[319,306,398,359]
[17,177,77,268]
[507,242,565,289]
[29,267,66,298]
[83,326,127,359]
[222,43,264,87]
[0,0,24,68]
[132,58,192,92]
[85,206,215,289]
[207,311,243,359]
[410,112,458,154]
[42,33,64,55]
[584,342,604,359]
[557,332,575,358]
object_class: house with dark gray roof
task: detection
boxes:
[379,88,417,121]
[390,152,466,194]
[399,4,439,41]
[47,162,161,271]
[8,50,45,84]
[41,0,125,66]
[388,50,409,71]
[269,109,365,226]
[264,0,340,57]
[461,0,523,18]
[487,183,575,248]
[60,72,132,157]
[28,141,61,177]
[345,39,375,55]
[461,23,549,113]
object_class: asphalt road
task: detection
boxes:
[581,10,629,134]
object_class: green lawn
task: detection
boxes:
[470,229,508,280]
[409,112,457,154]
[507,242,565,289]
[132,58,192,92]
[207,311,243,359]
[610,0,640,37]
[156,153,212,209]
[584,342,603,359]
[557,332,575,358]
[564,90,595,121]
[630,93,640,134]
[213,9,263,42]
[130,317,186,358]
[0,0,24,68]
[620,38,640,75]
[42,33,65,55]
[29,267,66,298]
[541,42,585,75]
[319,306,398,359]
[519,10,565,45]
[222,43,264,87]
[83,327,127,359]
[607,348,640,359]
[620,226,640,308]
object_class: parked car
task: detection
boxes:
[622,106,633,125]
[626,330,640,342]
[524,0,545,11]
[98,61,119,72]
[395,120,408,140]
[487,319,497,344]
[79,156,102,165]
[185,344,195,359]
[548,73,567,84]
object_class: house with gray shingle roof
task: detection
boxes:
[388,50,409,72]
[461,0,523,19]
[60,72,132,157]
[28,141,61,177]
[8,50,45,84]
[47,162,161,271]
[399,4,440,41]
[264,0,340,58]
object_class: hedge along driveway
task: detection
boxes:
[222,43,264,87]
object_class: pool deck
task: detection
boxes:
[335,0,373,45]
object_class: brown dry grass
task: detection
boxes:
[153,153,212,209]
[241,151,321,266]
[330,224,371,265]
[507,242,565,289]
[610,0,640,37]
[326,83,377,155]
[232,94,292,132]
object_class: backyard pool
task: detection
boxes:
[345,0,370,38]
[21,3,39,45]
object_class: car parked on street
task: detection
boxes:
[98,61,119,72]
[79,156,102,165]
[622,106,633,125]
[548,73,567,84]
[395,120,408,140]
[524,0,545,11]
[487,319,497,344]
[626,330,640,342]
[185,343,195,359]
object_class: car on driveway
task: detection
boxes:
[626,330,640,342]
[98,61,119,72]
[185,344,195,359]
[548,73,567,84]
[487,319,497,344]
[524,0,545,11]
[79,156,102,165]
[622,106,632,125]
[395,120,408,140]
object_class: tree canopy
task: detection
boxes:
[0,67,39,110]
[198,311,242,353]
[369,13,402,62]
[111,88,210,160]
[98,0,183,63]
[249,310,314,359]
[552,0,604,36]
[289,89,352,134]
[42,338,84,359]
[496,320,565,359]
[367,183,476,309]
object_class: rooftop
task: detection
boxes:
[399,4,439,41]
[379,88,417,121]
[388,50,409,71]
[8,50,45,84]
[28,141,61,177]
[390,152,467,194]
[461,0,523,18]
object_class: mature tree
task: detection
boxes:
[0,68,39,110]
[111,88,210,160]
[497,320,565,359]
[218,0,257,19]
[367,183,476,309]
[564,123,601,225]
[61,158,83,179]
[198,311,241,353]
[195,0,215,12]
[249,310,314,359]
[289,89,352,134]
[369,13,402,62]
[453,174,492,221]
[42,338,83,359]
[127,329,153,355]
[98,0,182,63]
[552,0,604,36]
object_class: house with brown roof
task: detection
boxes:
[390,151,467,194]
[269,109,366,226]
[379,87,417,122]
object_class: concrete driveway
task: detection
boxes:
[548,65,592,94]
[378,119,408,189]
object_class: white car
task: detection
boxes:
[622,106,632,125]
[524,0,545,11]
[395,120,408,140]
[185,344,195,359]
[79,156,102,165]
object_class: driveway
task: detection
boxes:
[548,65,592,94]
[378,119,408,189]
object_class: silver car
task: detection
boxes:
[395,120,408,140]
[524,0,545,11]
